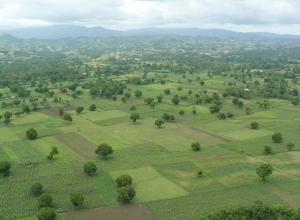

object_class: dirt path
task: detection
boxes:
[190,127,233,143]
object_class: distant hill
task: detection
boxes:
[0,25,299,39]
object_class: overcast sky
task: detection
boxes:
[1,0,300,34]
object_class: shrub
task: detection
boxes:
[38,193,53,207]
[191,142,201,151]
[250,121,259,129]
[287,143,295,151]
[263,146,273,155]
[272,132,282,143]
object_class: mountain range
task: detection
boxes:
[0,25,299,39]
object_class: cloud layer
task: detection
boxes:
[1,0,300,34]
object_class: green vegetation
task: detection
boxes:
[37,208,56,220]
[26,128,38,140]
[256,164,273,182]
[95,143,114,158]
[83,162,97,175]
[115,174,133,187]
[70,192,84,207]
[38,193,53,207]
[30,183,43,195]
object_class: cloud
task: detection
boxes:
[0,0,300,34]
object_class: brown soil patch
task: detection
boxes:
[190,127,233,143]
[55,132,97,158]
[64,203,158,220]
[39,106,75,117]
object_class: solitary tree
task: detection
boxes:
[23,106,31,114]
[47,147,59,160]
[130,105,136,111]
[125,93,131,99]
[115,174,133,188]
[209,105,220,113]
[192,110,196,115]
[263,146,273,155]
[83,162,97,175]
[251,121,259,129]
[238,101,244,108]
[172,97,180,105]
[256,164,273,183]
[0,161,11,177]
[179,110,185,115]
[38,193,53,207]
[121,97,127,103]
[37,207,56,220]
[31,183,43,195]
[89,104,96,111]
[157,95,163,103]
[191,142,201,151]
[197,171,203,177]
[4,118,11,125]
[95,143,113,157]
[58,108,64,116]
[117,186,136,203]
[135,90,142,98]
[63,115,73,123]
[155,119,164,128]
[162,113,170,121]
[70,192,84,207]
[199,81,205,86]
[130,113,140,123]
[232,97,239,105]
[76,106,84,114]
[26,128,38,140]
[164,89,170,95]
[217,112,226,120]
[287,143,295,151]
[272,132,282,143]
[3,111,12,119]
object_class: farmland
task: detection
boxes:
[0,35,300,219]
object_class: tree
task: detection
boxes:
[199,81,205,86]
[76,106,84,114]
[121,97,127,103]
[95,143,113,157]
[256,164,273,182]
[177,87,182,91]
[188,90,193,95]
[26,128,38,140]
[53,96,58,103]
[227,111,233,118]
[169,115,175,120]
[89,104,96,111]
[144,97,154,104]
[31,183,43,195]
[130,105,136,111]
[238,101,244,108]
[47,147,59,160]
[23,105,31,114]
[291,100,299,106]
[38,193,53,207]
[63,115,73,123]
[251,121,259,129]
[125,93,131,99]
[232,97,239,105]
[287,143,295,151]
[117,186,136,203]
[3,111,12,119]
[172,97,180,105]
[155,119,164,128]
[0,161,11,177]
[112,96,117,101]
[135,90,142,98]
[58,108,64,116]
[83,162,97,175]
[70,192,84,207]
[272,132,282,143]
[197,171,203,177]
[37,207,56,220]
[157,95,163,103]
[130,113,140,123]
[209,105,220,113]
[4,118,11,125]
[164,89,170,95]
[191,142,201,151]
[192,109,196,115]
[263,146,273,155]
[13,99,21,106]
[115,174,132,188]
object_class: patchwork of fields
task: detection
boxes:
[1,74,300,220]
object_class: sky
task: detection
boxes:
[0,0,300,34]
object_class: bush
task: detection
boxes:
[0,161,11,177]
[38,193,53,207]
[83,162,97,175]
[272,132,282,143]
[130,105,136,111]
[26,128,38,140]
[95,143,113,157]
[70,192,84,207]
[192,110,196,115]
[191,142,201,151]
[263,146,273,155]
[31,183,43,195]
[115,174,133,187]
[197,171,203,176]
[117,186,136,203]
[217,112,226,120]
[179,110,184,115]
[89,104,96,111]
[37,207,56,220]
[287,143,295,151]
[63,115,73,122]
[250,121,259,129]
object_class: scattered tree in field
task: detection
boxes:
[177,87,182,91]
[83,162,97,175]
[47,147,59,160]
[0,161,11,177]
[76,106,84,114]
[63,115,73,123]
[155,119,164,128]
[58,108,64,116]
[188,90,193,95]
[272,132,282,143]
[172,97,180,105]
[130,113,140,123]
[199,81,205,86]
[256,164,273,183]
[157,95,163,103]
[38,193,53,207]
[89,104,96,111]
[238,101,244,108]
[191,142,201,151]
[169,115,175,120]
[150,102,155,107]
[117,186,136,203]
[4,118,11,125]
[263,146,273,155]
[245,107,252,115]
[217,112,226,120]
[227,112,233,118]
[3,111,12,119]
[164,89,170,95]
[160,79,166,85]
[15,112,22,117]
[291,100,299,107]
[31,183,43,195]
[130,105,136,111]
[144,97,154,104]
[121,97,127,103]
[26,128,38,140]
[179,110,184,115]
[162,113,170,121]
[53,96,58,103]
[23,106,31,114]
[232,97,239,105]
[287,143,295,151]
[112,96,117,101]
[37,207,56,220]
[197,171,203,177]
[125,93,131,99]
[251,121,259,129]
[95,143,113,157]
[209,104,220,113]
[70,192,84,207]
[115,174,133,188]
[192,109,196,115]
[135,90,142,98]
